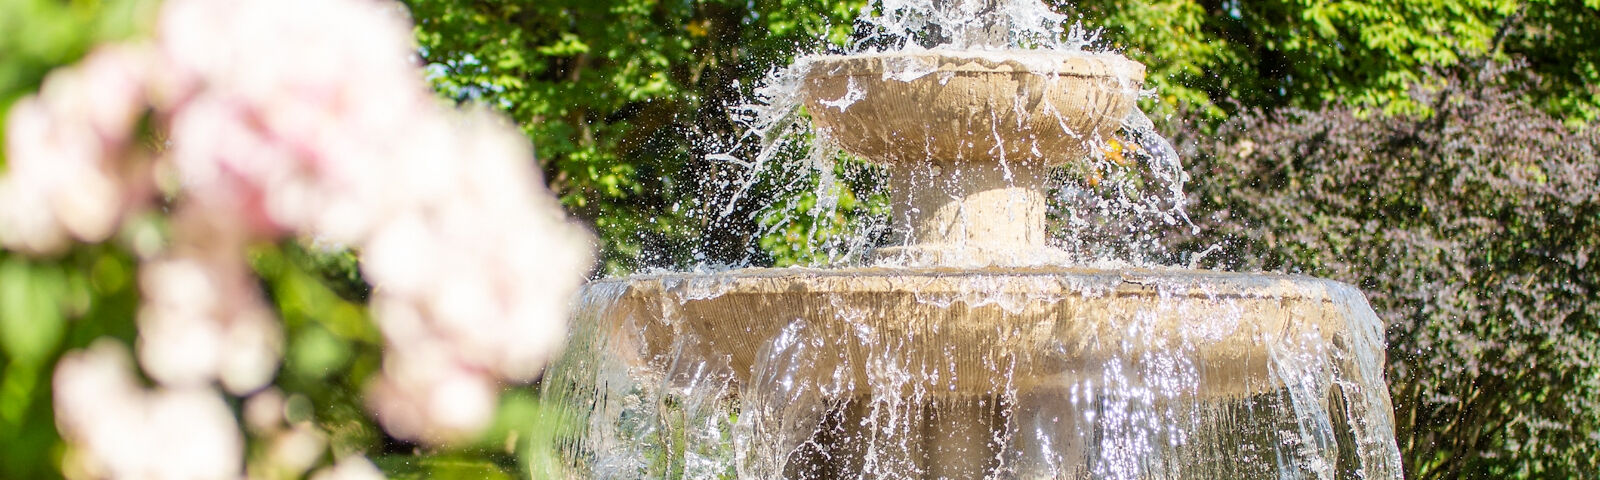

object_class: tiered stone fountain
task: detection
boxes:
[549,5,1404,479]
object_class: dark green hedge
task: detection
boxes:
[1170,63,1600,479]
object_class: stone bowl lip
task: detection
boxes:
[801,48,1147,80]
[585,266,1364,303]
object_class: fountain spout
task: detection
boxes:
[949,0,1011,49]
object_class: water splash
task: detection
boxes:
[854,0,1093,51]
[688,0,1189,270]
[548,1,1406,479]
[548,271,1405,479]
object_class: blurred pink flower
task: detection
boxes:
[366,339,499,442]
[309,457,385,480]
[0,45,154,254]
[5,0,594,463]
[54,341,244,480]
[157,0,431,239]
[137,251,281,395]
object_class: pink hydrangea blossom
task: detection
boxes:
[2,0,594,471]
[54,341,244,480]
[0,44,155,254]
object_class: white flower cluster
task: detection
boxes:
[242,389,383,480]
[1,0,593,474]
[0,44,152,254]
[54,341,243,480]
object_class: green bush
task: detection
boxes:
[1170,63,1600,479]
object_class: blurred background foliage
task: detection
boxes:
[1058,0,1600,122]
[1169,63,1599,479]
[0,1,154,478]
[403,0,866,273]
[0,0,160,122]
[1,0,1598,478]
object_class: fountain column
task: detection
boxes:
[879,159,1053,266]
[796,49,1145,477]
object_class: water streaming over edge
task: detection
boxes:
[546,271,1403,479]
[544,1,1406,478]
[675,0,1191,270]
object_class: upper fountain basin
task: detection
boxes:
[801,50,1145,165]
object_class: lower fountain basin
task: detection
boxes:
[586,267,1372,398]
[555,267,1402,478]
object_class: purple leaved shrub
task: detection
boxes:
[1169,63,1600,479]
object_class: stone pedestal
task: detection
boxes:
[878,159,1056,266]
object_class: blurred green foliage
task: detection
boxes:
[251,243,386,459]
[0,247,140,479]
[0,0,161,164]
[0,3,158,475]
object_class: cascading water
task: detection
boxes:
[543,1,1406,479]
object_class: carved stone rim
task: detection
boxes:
[589,267,1362,303]
[802,49,1148,80]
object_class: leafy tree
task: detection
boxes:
[1059,0,1600,123]
[1169,63,1600,479]
[402,0,864,272]
[402,0,1600,274]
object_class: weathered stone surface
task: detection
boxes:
[801,50,1145,267]
[802,50,1145,164]
[590,267,1371,397]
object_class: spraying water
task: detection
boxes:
[545,1,1405,479]
[689,0,1189,269]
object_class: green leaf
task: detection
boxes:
[373,455,517,480]
[0,258,66,366]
